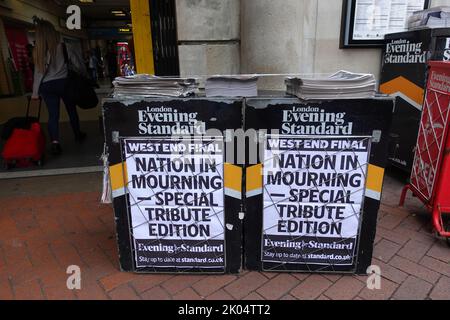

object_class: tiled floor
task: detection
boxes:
[0,171,449,300]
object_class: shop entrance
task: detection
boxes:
[0,0,179,179]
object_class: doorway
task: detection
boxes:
[0,0,180,179]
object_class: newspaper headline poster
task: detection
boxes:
[353,0,427,40]
[262,136,370,266]
[124,137,225,269]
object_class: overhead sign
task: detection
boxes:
[124,137,226,269]
[353,0,427,40]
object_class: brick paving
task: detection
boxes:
[0,172,449,300]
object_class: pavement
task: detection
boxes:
[0,170,449,300]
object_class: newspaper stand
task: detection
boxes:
[102,97,244,273]
[243,97,394,274]
[400,61,450,243]
[380,28,450,172]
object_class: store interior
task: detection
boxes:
[0,0,173,178]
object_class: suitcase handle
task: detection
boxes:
[26,95,42,121]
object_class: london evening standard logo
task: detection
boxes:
[264,238,354,251]
[384,39,426,64]
[137,107,206,135]
[282,106,353,135]
[444,38,450,61]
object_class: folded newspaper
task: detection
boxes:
[205,75,259,97]
[285,70,377,100]
[112,74,199,98]
[407,6,450,29]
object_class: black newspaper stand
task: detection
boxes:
[103,97,243,274]
[380,28,450,172]
[243,97,394,274]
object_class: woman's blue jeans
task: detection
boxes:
[39,78,81,142]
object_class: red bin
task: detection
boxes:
[400,61,450,243]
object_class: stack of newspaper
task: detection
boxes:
[408,6,450,29]
[285,70,377,100]
[205,75,258,97]
[112,74,199,98]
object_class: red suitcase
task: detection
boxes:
[2,96,45,168]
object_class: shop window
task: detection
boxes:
[1,23,34,97]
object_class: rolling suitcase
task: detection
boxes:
[1,96,41,140]
[2,96,45,169]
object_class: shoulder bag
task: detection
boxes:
[62,43,98,109]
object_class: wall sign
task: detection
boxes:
[123,137,226,269]
[340,0,430,48]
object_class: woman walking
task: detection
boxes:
[31,18,86,155]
